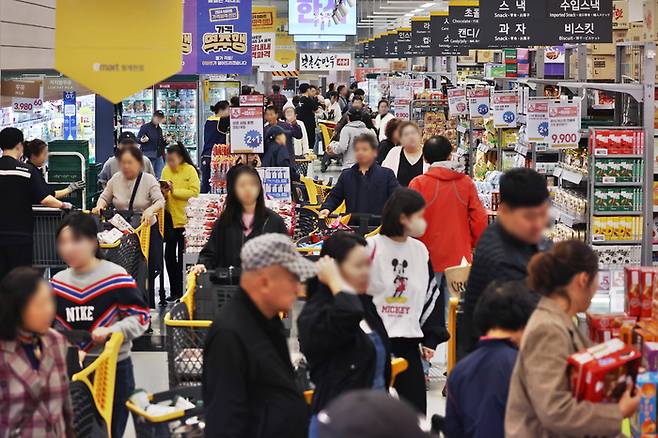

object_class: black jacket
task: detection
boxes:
[137,121,167,159]
[203,289,309,438]
[297,281,392,414]
[321,164,399,216]
[198,208,288,269]
[377,139,396,164]
[461,222,550,351]
[296,95,319,141]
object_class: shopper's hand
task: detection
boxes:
[91,206,103,216]
[190,264,207,275]
[67,181,86,193]
[422,346,435,361]
[141,211,154,225]
[91,327,112,344]
[619,381,641,418]
[60,202,73,210]
[319,209,330,219]
[140,135,149,143]
[316,256,345,295]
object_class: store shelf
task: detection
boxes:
[593,211,643,216]
[593,181,642,187]
[551,206,587,226]
[592,240,642,245]
[593,154,643,159]
[557,82,645,102]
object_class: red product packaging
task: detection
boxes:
[641,269,657,319]
[645,342,658,372]
[627,267,643,317]
[586,312,637,344]
[568,338,641,403]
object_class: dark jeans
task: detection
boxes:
[200,155,211,193]
[0,242,32,280]
[164,212,185,299]
[148,223,163,308]
[113,358,135,438]
[390,338,426,415]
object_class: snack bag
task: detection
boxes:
[642,270,657,318]
[627,267,643,317]
[633,372,658,437]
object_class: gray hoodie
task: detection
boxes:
[333,120,377,169]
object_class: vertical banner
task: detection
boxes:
[526,99,551,143]
[257,167,292,201]
[492,90,518,128]
[230,107,264,153]
[468,88,490,118]
[548,101,581,148]
[181,0,197,74]
[448,88,468,118]
[63,91,77,140]
[198,0,252,75]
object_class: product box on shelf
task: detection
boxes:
[590,128,645,156]
[587,312,638,343]
[642,270,657,318]
[627,267,643,317]
[632,372,658,437]
[568,338,641,403]
[645,342,658,372]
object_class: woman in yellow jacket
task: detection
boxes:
[161,143,200,302]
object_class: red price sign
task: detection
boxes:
[12,97,43,113]
[548,102,580,148]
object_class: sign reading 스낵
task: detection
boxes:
[299,53,352,71]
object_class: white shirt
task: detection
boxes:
[367,234,433,339]
[375,113,395,142]
[327,102,342,123]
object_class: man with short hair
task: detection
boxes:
[337,85,349,113]
[297,83,319,151]
[320,134,399,218]
[98,132,155,187]
[203,233,315,438]
[409,136,487,329]
[461,168,551,354]
[0,127,72,279]
[264,105,302,159]
[268,84,288,114]
[137,110,168,178]
[444,281,536,438]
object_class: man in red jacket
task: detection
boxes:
[409,136,488,321]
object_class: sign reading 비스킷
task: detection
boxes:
[526,99,551,143]
[492,90,518,128]
[230,107,264,153]
[548,101,581,148]
[448,88,468,118]
[299,53,352,71]
[468,88,491,118]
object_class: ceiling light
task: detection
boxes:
[421,2,435,7]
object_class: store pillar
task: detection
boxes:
[95,95,115,162]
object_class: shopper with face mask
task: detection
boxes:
[366,188,448,414]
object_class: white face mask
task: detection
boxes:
[407,217,427,238]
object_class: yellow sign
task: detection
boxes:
[253,7,277,33]
[274,18,296,66]
[55,0,182,104]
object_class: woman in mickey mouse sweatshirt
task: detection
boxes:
[367,188,448,415]
[51,213,149,438]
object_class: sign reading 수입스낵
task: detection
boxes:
[197,0,252,75]
[55,0,182,104]
[299,53,352,71]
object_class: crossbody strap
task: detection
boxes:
[128,172,144,217]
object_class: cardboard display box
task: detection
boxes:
[589,55,616,80]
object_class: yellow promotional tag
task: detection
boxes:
[274,18,296,66]
[252,7,277,33]
[55,0,182,104]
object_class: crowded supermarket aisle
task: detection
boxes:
[1,0,657,437]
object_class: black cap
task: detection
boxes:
[118,131,137,142]
[153,110,165,118]
[0,127,24,151]
[317,391,430,438]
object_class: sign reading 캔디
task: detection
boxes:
[288,0,357,36]
[299,53,352,71]
[198,0,252,75]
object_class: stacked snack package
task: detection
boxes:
[568,338,641,403]
[633,372,658,437]
[625,267,658,319]
[586,313,637,344]
[264,200,296,236]
[184,194,226,253]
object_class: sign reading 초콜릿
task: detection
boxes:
[55,0,182,104]
[299,53,352,71]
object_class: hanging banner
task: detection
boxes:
[257,167,292,201]
[289,0,357,36]
[63,91,77,140]
[468,88,491,118]
[526,99,551,143]
[198,0,252,75]
[448,88,468,117]
[252,33,276,66]
[239,94,264,107]
[261,18,297,72]
[492,90,518,128]
[55,0,182,103]
[181,0,197,74]
[448,0,482,50]
[548,101,581,148]
[230,106,264,153]
[252,6,277,33]
[299,53,352,71]
[411,17,432,57]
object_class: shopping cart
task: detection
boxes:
[126,386,204,438]
[70,332,124,438]
[294,157,314,178]
[32,206,67,271]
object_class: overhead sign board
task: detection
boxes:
[288,0,357,36]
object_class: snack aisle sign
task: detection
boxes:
[198,0,252,75]
[55,0,182,103]
[492,90,518,128]
[549,101,581,148]
[448,88,468,117]
[467,88,490,118]
[230,107,264,153]
[526,99,551,143]
[257,167,292,201]
[299,53,352,71]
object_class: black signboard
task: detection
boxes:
[397,28,413,58]
[411,17,432,56]
[479,0,543,47]
[546,0,613,43]
[448,1,482,49]
[373,35,385,58]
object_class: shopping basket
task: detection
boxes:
[71,332,124,438]
[32,206,67,270]
[126,386,204,438]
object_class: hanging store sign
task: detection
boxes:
[230,106,264,153]
[55,0,181,104]
[546,0,613,44]
[411,17,432,57]
[468,88,491,118]
[448,88,468,117]
[299,53,352,71]
[448,0,482,50]
[396,28,413,58]
[181,0,197,74]
[252,33,276,66]
[261,18,297,72]
[197,0,252,75]
[63,91,77,140]
[548,101,581,148]
[239,94,264,107]
[289,0,357,36]
[492,90,518,128]
[252,6,277,33]
[479,0,543,47]
[257,167,292,201]
[526,99,551,143]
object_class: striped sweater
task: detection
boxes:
[52,259,150,361]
